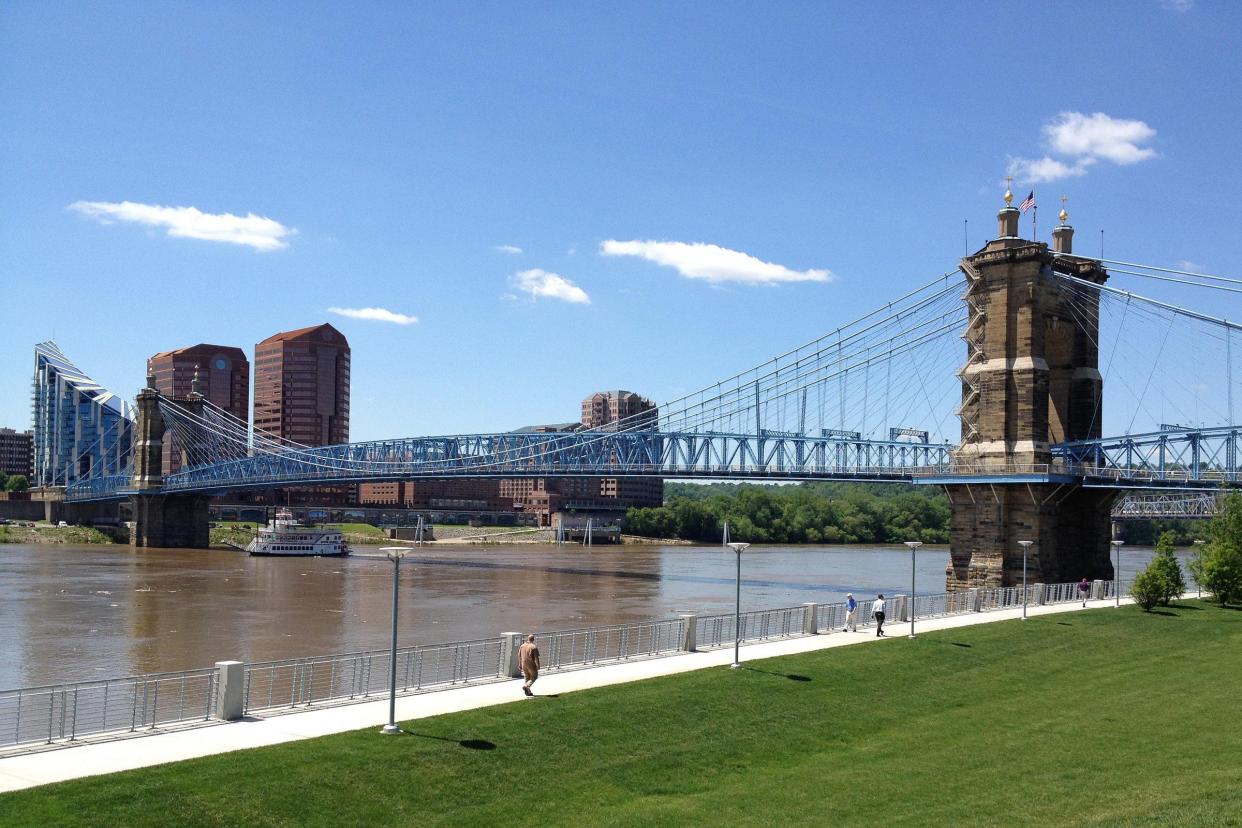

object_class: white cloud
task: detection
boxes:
[1161,0,1193,11]
[1176,260,1203,273]
[1044,112,1157,165]
[1007,111,1157,184]
[1007,155,1093,184]
[600,239,830,285]
[512,269,590,304]
[495,244,523,254]
[328,306,419,325]
[68,200,295,251]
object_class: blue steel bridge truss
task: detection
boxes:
[61,423,1242,502]
[160,430,952,492]
[63,430,953,501]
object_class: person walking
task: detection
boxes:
[844,593,859,632]
[518,634,540,696]
[1078,577,1091,607]
[873,594,887,637]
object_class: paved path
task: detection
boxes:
[0,597,1131,793]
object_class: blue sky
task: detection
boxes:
[3,1,1240,442]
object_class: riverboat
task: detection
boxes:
[246,509,350,557]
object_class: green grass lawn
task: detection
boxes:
[3,604,1240,827]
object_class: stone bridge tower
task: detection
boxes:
[945,193,1116,588]
[130,371,212,548]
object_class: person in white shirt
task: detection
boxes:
[873,594,887,637]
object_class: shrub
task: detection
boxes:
[1129,568,1164,612]
[1149,546,1186,605]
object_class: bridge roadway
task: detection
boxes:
[63,424,1242,502]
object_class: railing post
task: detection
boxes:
[969,588,981,612]
[896,594,909,623]
[1092,579,1104,601]
[1034,583,1046,606]
[802,603,818,635]
[499,632,523,678]
[215,661,245,721]
[679,614,697,652]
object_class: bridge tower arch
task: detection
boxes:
[945,194,1116,588]
[130,372,212,548]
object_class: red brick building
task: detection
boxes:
[357,479,509,511]
[581,390,657,430]
[253,323,350,446]
[147,344,249,474]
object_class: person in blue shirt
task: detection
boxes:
[844,593,859,632]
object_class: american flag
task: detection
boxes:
[1019,191,1036,213]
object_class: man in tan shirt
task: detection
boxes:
[518,634,540,696]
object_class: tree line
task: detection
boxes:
[625,481,950,544]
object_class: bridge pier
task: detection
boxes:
[945,484,1117,588]
[131,493,211,548]
[948,196,1115,588]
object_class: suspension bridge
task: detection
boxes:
[56,196,1242,586]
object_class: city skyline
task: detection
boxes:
[4,3,1242,444]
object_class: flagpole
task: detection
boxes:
[1033,203,1037,241]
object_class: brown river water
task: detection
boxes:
[0,542,1169,689]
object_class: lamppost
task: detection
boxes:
[727,542,750,668]
[1193,539,1206,598]
[903,541,922,639]
[1110,540,1124,607]
[379,547,408,735]
[1018,540,1034,621]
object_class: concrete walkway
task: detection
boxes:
[0,597,1131,793]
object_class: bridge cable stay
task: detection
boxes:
[1050,269,1242,478]
[47,414,132,487]
[149,270,968,484]
[1054,271,1241,432]
[152,276,958,476]
[1054,274,1231,433]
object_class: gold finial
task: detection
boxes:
[1004,175,1014,206]
[1058,195,1068,225]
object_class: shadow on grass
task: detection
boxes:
[743,666,812,682]
[406,732,498,751]
[950,642,972,648]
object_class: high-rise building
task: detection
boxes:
[147,344,249,473]
[253,323,350,446]
[581,390,657,430]
[0,428,33,479]
[31,342,135,488]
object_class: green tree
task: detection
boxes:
[0,471,8,490]
[1149,533,1186,605]
[1198,491,1242,606]
[1129,567,1164,612]
[4,475,28,493]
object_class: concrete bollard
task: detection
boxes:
[499,632,523,678]
[1092,579,1104,601]
[1034,583,1046,605]
[893,595,908,623]
[802,603,818,635]
[969,588,981,612]
[215,661,245,721]
[679,614,697,652]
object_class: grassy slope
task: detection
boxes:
[2,604,1240,827]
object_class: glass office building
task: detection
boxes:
[32,341,135,488]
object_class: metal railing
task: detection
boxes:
[696,604,806,649]
[243,638,504,715]
[0,668,217,748]
[540,618,686,670]
[0,579,1126,752]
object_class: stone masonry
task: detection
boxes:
[945,200,1116,588]
[130,379,211,548]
